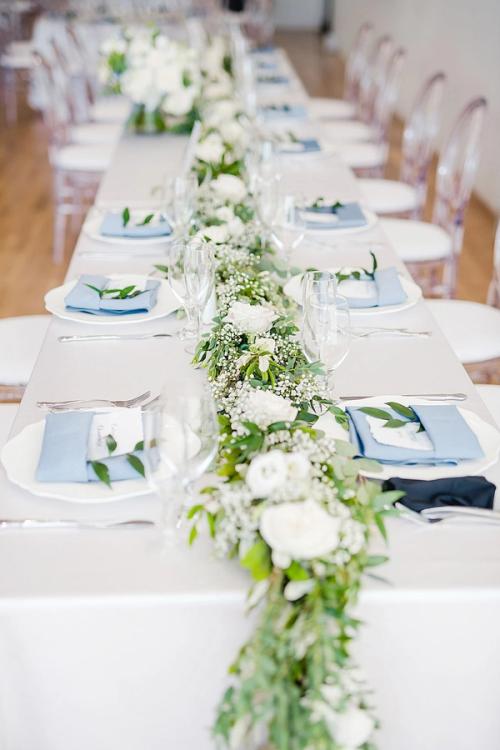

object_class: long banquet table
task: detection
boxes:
[2,50,500,750]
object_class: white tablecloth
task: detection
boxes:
[2,50,500,750]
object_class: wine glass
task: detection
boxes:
[167,237,216,350]
[255,172,282,232]
[164,174,198,236]
[142,383,219,544]
[303,292,351,400]
[271,194,306,276]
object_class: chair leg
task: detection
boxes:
[3,67,17,125]
[53,205,68,264]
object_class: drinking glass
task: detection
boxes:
[255,172,282,231]
[271,194,306,276]
[303,292,351,399]
[167,238,215,349]
[164,174,198,236]
[142,383,219,544]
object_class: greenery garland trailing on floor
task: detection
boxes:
[184,39,400,750]
[102,27,399,750]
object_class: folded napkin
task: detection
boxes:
[257,60,278,70]
[100,212,172,238]
[64,274,160,316]
[304,202,367,230]
[382,475,495,513]
[251,44,276,54]
[348,404,484,465]
[280,138,321,154]
[36,412,144,484]
[337,268,407,308]
[259,104,307,120]
[257,75,290,85]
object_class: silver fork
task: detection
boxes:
[37,390,151,411]
[352,327,432,338]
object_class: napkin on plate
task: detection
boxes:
[257,74,290,85]
[347,404,484,465]
[100,212,172,238]
[35,411,145,483]
[279,138,321,154]
[337,267,407,308]
[251,44,277,54]
[259,104,307,119]
[303,202,367,230]
[64,274,160,316]
[382,475,496,513]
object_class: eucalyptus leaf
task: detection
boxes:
[90,460,111,488]
[122,207,130,227]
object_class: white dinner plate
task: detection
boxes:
[1,420,151,503]
[316,396,500,480]
[83,208,174,246]
[284,269,422,316]
[45,274,179,326]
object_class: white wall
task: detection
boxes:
[273,0,324,30]
[334,0,500,213]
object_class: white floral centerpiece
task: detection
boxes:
[99,28,201,134]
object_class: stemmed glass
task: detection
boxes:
[164,174,198,236]
[255,172,282,233]
[303,289,351,400]
[167,237,215,350]
[142,383,219,545]
[271,194,306,277]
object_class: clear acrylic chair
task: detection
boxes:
[308,22,373,122]
[381,97,488,297]
[359,72,446,217]
[427,222,500,383]
[34,52,113,264]
[332,46,405,177]
[357,34,394,126]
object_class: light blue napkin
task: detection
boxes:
[280,138,321,154]
[100,212,172,238]
[257,74,290,85]
[35,412,144,483]
[64,274,160,316]
[304,202,367,229]
[251,44,276,54]
[257,60,278,71]
[259,104,307,120]
[347,404,484,465]
[339,268,407,308]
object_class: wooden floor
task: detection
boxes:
[0,30,497,320]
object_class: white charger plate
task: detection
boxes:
[45,274,179,326]
[317,396,500,480]
[83,208,174,246]
[1,420,150,503]
[284,269,421,316]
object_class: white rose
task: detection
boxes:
[214,205,235,222]
[225,301,277,335]
[211,174,247,203]
[260,499,341,560]
[205,99,240,127]
[203,79,234,100]
[195,132,225,163]
[246,450,288,497]
[220,119,249,147]
[164,86,196,117]
[254,337,275,353]
[241,389,296,429]
[328,706,375,749]
[284,452,310,481]
[195,224,230,244]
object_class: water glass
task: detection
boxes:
[303,292,351,398]
[164,174,198,235]
[167,238,215,347]
[271,194,306,274]
[142,384,219,543]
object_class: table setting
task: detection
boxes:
[2,27,500,750]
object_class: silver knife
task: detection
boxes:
[0,519,155,530]
[422,506,500,523]
[340,392,468,402]
[58,333,173,343]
